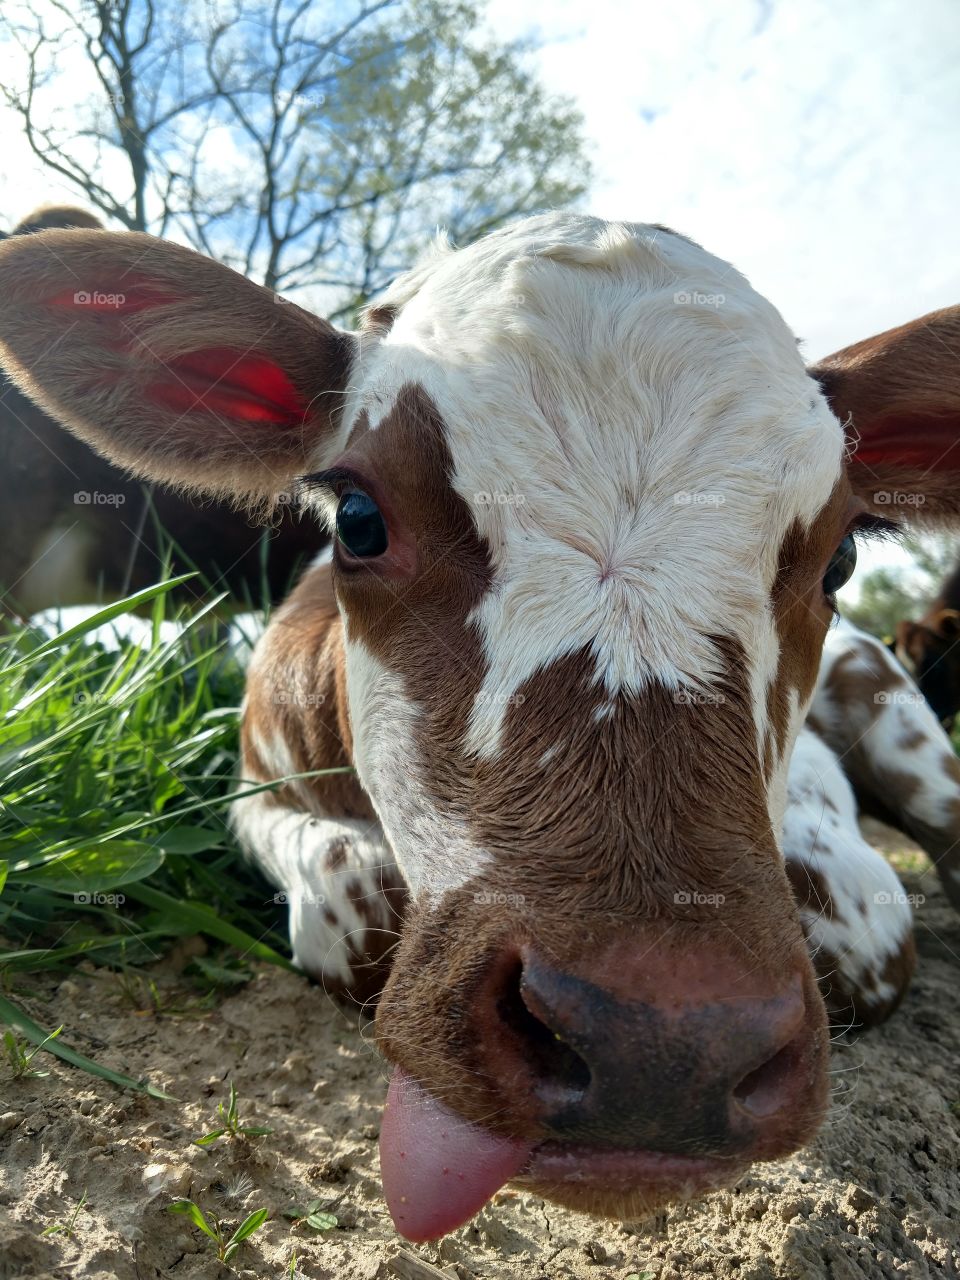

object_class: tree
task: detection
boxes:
[0,0,588,317]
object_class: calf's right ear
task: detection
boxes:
[0,230,355,503]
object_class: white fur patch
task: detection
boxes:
[231,787,397,986]
[343,637,491,901]
[815,618,960,834]
[783,727,912,1009]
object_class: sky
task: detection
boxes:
[2,0,958,587]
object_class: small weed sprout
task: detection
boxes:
[3,1024,62,1079]
[168,1199,268,1263]
[41,1189,87,1238]
[282,1198,339,1232]
[194,1081,272,1146]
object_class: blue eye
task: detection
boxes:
[336,490,388,558]
[823,534,857,596]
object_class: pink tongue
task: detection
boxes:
[379,1068,534,1241]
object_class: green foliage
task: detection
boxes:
[0,580,288,971]
[169,1198,269,1263]
[842,565,922,642]
[2,1021,61,1078]
[282,1199,339,1232]
[0,578,351,1091]
[41,1190,87,1239]
[194,1081,273,1146]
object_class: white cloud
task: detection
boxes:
[485,0,960,360]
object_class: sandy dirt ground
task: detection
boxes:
[1,823,958,1280]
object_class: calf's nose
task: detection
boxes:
[489,944,818,1156]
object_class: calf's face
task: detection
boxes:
[0,215,957,1238]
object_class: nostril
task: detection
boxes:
[732,1035,803,1119]
[495,960,591,1108]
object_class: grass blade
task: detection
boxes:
[0,993,176,1100]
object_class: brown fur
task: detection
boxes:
[240,564,405,1001]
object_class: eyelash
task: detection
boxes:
[851,514,902,543]
[297,467,367,526]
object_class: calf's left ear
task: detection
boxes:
[810,305,960,522]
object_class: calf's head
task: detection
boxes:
[1,216,957,1237]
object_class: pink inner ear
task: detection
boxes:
[147,349,307,425]
[852,413,960,470]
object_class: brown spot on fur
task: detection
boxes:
[361,303,398,335]
[338,864,408,1008]
[326,838,349,871]
[786,860,837,923]
[825,644,908,727]
[805,928,916,1030]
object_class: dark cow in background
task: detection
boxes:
[895,556,960,729]
[0,205,325,616]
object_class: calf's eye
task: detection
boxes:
[823,533,857,596]
[336,491,388,558]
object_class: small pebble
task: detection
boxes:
[142,1161,193,1197]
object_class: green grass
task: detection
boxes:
[168,1199,269,1264]
[0,576,317,1091]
